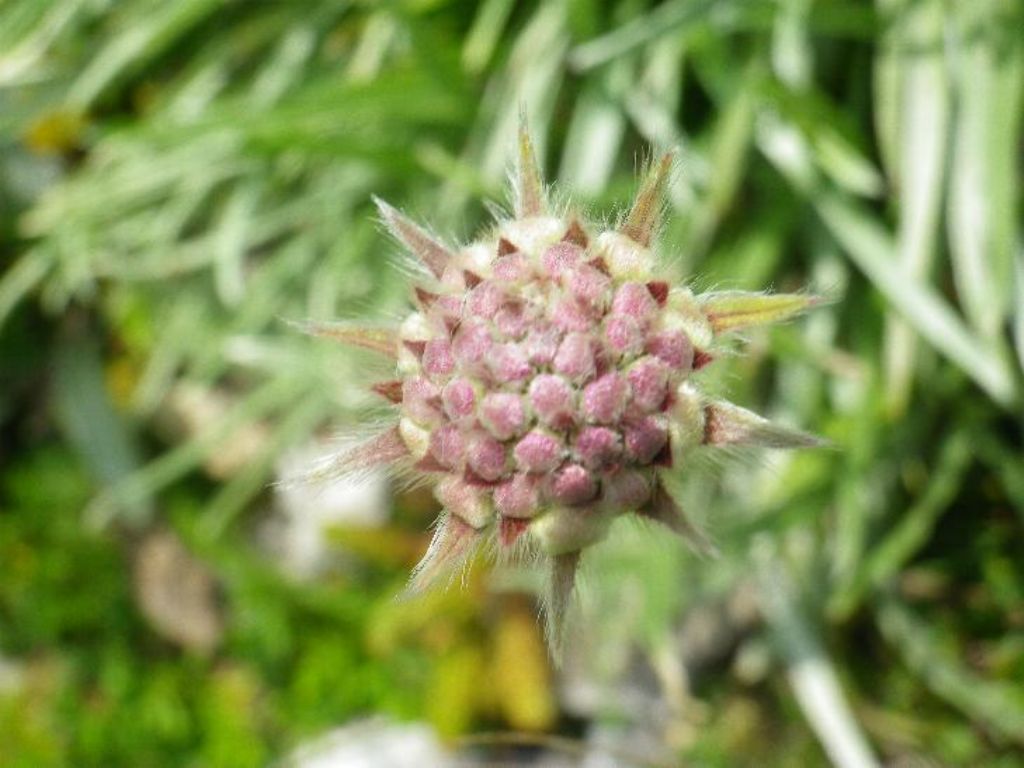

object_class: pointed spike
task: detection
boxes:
[407,515,481,594]
[703,400,824,449]
[414,286,440,308]
[306,426,409,485]
[620,150,675,247]
[463,270,483,288]
[371,380,403,403]
[700,291,819,334]
[637,482,717,557]
[544,550,580,659]
[403,340,426,359]
[290,319,398,358]
[413,454,448,473]
[373,196,453,278]
[561,218,589,247]
[693,349,714,370]
[646,281,669,306]
[515,111,546,217]
[497,237,518,256]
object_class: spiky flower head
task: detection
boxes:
[305,119,820,651]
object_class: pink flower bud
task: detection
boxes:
[553,332,595,382]
[528,374,575,429]
[429,424,466,470]
[646,329,693,371]
[402,377,442,424]
[541,242,583,276]
[582,372,629,424]
[627,356,670,413]
[494,473,541,518]
[623,415,669,464]
[480,392,526,440]
[513,430,566,474]
[441,377,476,421]
[452,320,493,370]
[547,463,598,506]
[604,315,644,359]
[422,338,454,378]
[611,282,657,324]
[466,433,509,481]
[574,426,622,469]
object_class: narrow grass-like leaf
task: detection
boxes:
[568,0,718,72]
[68,0,222,108]
[877,596,1024,745]
[830,429,971,619]
[946,0,1024,338]
[85,376,299,528]
[882,0,949,416]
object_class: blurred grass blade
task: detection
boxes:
[85,376,299,528]
[1015,248,1024,372]
[558,60,630,197]
[568,0,717,72]
[68,0,222,108]
[756,550,881,768]
[877,596,1024,745]
[762,111,1018,408]
[830,428,971,619]
[0,250,50,328]
[214,185,257,307]
[200,392,330,542]
[946,0,1024,339]
[881,0,949,416]
[53,327,149,525]
[813,189,1018,409]
[462,0,516,74]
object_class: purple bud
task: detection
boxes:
[429,424,466,470]
[603,315,644,359]
[493,253,531,283]
[541,242,583,276]
[551,296,592,333]
[611,282,658,325]
[601,468,651,510]
[627,356,670,412]
[646,330,693,371]
[452,321,493,369]
[495,302,528,339]
[480,392,526,440]
[467,281,504,318]
[493,473,541,518]
[402,377,442,424]
[574,426,622,469]
[513,430,566,473]
[528,374,576,429]
[441,377,476,421]
[435,477,493,529]
[582,372,629,424]
[487,342,532,385]
[525,325,561,367]
[566,264,611,313]
[553,332,596,382]
[467,433,509,481]
[623,415,669,464]
[547,464,598,506]
[422,338,454,378]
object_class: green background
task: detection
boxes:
[1,0,1023,765]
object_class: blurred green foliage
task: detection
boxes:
[1,0,1023,766]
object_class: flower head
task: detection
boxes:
[303,118,820,651]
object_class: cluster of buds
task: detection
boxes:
[304,121,819,650]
